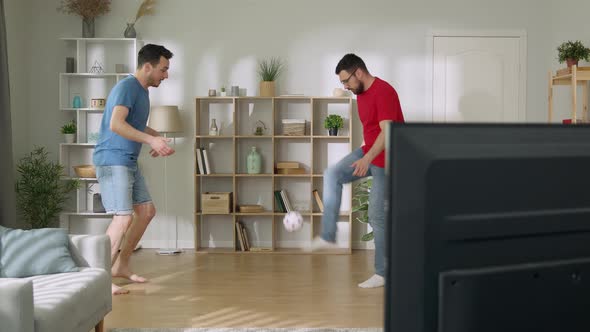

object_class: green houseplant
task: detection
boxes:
[61,119,77,143]
[324,114,344,136]
[352,178,373,241]
[15,147,79,229]
[557,40,590,67]
[257,57,284,97]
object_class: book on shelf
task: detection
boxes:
[313,189,324,213]
[202,148,211,174]
[280,189,293,212]
[241,222,250,251]
[274,190,286,212]
[237,221,250,251]
[196,147,204,174]
[276,161,300,169]
[276,167,306,174]
[235,222,246,251]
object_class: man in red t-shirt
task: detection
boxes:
[310,54,404,288]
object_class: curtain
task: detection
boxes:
[0,0,16,227]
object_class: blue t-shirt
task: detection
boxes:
[93,76,150,166]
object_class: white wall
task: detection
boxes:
[6,0,566,247]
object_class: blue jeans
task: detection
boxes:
[96,165,152,215]
[321,148,386,276]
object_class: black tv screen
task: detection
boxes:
[385,123,590,332]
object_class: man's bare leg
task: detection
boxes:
[111,202,155,283]
[106,214,134,295]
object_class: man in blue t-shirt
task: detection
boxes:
[93,44,174,295]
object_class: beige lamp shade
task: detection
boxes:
[148,105,182,133]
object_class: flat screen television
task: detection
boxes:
[385,123,590,332]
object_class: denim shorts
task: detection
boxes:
[95,165,152,215]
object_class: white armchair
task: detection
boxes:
[0,234,112,332]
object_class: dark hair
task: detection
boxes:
[335,53,368,75]
[137,44,173,69]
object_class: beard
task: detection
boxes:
[349,81,365,95]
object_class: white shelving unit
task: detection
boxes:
[58,38,138,231]
[194,96,353,254]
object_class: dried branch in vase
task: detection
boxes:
[133,0,156,24]
[57,0,111,20]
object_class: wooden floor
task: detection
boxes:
[105,249,384,329]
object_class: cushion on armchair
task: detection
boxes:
[0,226,78,278]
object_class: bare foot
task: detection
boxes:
[112,284,129,295]
[112,265,148,283]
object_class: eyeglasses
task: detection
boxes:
[340,68,358,85]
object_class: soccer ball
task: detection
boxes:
[283,211,303,232]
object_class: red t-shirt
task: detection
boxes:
[357,77,404,168]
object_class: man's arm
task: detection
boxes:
[144,126,159,137]
[110,105,174,156]
[351,120,391,177]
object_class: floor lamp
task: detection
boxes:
[148,105,183,254]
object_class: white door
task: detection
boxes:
[432,35,526,122]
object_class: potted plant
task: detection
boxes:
[352,178,373,241]
[557,40,590,68]
[324,114,344,136]
[15,147,79,229]
[220,85,227,97]
[57,0,111,38]
[257,57,284,97]
[61,120,77,143]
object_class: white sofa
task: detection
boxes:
[0,234,112,332]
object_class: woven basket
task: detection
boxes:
[73,165,96,178]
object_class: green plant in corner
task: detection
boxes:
[557,40,590,65]
[15,146,79,229]
[257,57,284,82]
[323,114,344,129]
[60,120,77,134]
[352,178,373,241]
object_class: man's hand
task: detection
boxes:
[149,136,175,157]
[351,157,370,177]
[148,149,160,158]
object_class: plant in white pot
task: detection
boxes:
[61,120,77,143]
[257,57,284,97]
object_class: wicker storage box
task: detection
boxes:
[73,165,96,178]
[281,119,306,136]
[202,192,232,214]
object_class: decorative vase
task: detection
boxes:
[328,128,339,136]
[566,58,579,68]
[64,134,76,144]
[259,81,276,97]
[82,18,95,38]
[247,146,262,174]
[72,95,82,108]
[124,23,137,38]
[209,118,219,136]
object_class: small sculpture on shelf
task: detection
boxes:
[254,120,267,136]
[89,60,104,74]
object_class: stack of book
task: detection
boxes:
[195,147,211,174]
[235,221,250,251]
[275,161,306,174]
[274,189,293,212]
